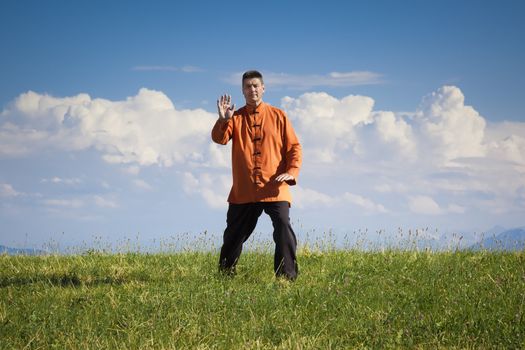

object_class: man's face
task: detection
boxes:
[242,78,265,106]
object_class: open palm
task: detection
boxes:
[217,94,235,120]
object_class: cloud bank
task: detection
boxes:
[281,86,525,217]
[1,86,524,222]
[1,88,216,166]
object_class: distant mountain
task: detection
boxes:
[0,245,47,255]
[469,227,525,251]
[483,225,507,237]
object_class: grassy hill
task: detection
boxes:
[0,249,524,349]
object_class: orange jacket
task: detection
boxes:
[211,102,302,205]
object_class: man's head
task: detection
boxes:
[242,70,265,107]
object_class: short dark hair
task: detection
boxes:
[242,70,264,84]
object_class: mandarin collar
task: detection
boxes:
[245,102,266,114]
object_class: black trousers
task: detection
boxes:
[219,201,298,280]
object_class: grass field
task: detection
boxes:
[1,248,524,349]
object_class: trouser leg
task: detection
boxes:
[219,203,262,274]
[263,201,298,280]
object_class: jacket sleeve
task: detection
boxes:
[283,115,302,186]
[211,117,233,145]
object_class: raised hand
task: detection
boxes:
[217,94,235,120]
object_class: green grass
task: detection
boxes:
[1,249,524,349]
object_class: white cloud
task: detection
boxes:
[293,186,334,208]
[41,195,117,210]
[182,172,230,209]
[41,177,82,185]
[226,71,383,89]
[485,122,525,165]
[1,89,217,167]
[133,66,180,72]
[93,195,118,208]
[0,122,52,157]
[132,65,204,72]
[407,195,465,215]
[416,85,486,164]
[447,204,466,214]
[206,143,230,168]
[373,111,417,160]
[282,92,374,162]
[43,198,84,208]
[180,65,204,73]
[123,166,141,175]
[182,172,199,190]
[408,195,442,215]
[342,192,388,213]
[373,182,409,194]
[133,179,153,191]
[0,183,20,197]
[292,186,387,214]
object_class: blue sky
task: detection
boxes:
[1,0,524,250]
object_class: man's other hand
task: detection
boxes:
[275,173,295,182]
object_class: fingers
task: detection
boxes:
[218,94,231,105]
[275,173,294,182]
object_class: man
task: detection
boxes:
[212,70,302,280]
